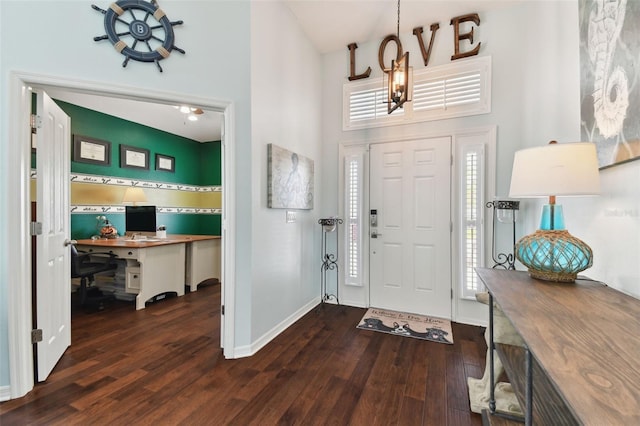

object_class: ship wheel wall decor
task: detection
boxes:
[92,0,185,72]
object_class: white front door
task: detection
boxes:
[35,91,72,381]
[369,137,452,318]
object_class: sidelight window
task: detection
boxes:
[459,143,486,298]
[344,153,364,286]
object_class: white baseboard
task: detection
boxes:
[234,297,321,358]
[0,385,11,402]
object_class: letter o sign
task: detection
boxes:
[378,35,403,72]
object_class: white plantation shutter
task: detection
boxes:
[347,86,404,126]
[460,143,485,298]
[413,71,481,112]
[344,153,364,286]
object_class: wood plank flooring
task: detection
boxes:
[1,282,487,425]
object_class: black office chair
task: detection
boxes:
[70,244,118,309]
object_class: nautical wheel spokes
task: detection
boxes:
[92,0,185,72]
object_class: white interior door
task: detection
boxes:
[369,137,452,318]
[35,91,72,381]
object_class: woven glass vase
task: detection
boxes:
[515,204,593,282]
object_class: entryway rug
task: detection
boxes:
[356,308,453,344]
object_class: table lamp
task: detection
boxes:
[508,141,600,282]
[122,187,147,205]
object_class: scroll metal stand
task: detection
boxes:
[318,218,342,304]
[486,200,520,270]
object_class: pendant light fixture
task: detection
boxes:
[387,0,410,114]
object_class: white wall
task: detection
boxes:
[0,0,252,390]
[511,4,640,299]
[248,2,323,351]
[319,1,637,325]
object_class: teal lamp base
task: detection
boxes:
[516,229,593,282]
[515,204,593,282]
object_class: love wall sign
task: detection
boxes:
[347,13,482,81]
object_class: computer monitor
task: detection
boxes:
[125,205,157,234]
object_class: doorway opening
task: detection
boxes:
[7,72,237,399]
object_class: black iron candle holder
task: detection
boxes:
[486,200,519,270]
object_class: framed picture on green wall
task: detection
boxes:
[120,144,150,170]
[155,153,175,172]
[73,135,111,165]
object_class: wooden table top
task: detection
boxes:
[76,234,220,248]
[476,268,640,425]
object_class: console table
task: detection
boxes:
[76,235,220,310]
[476,268,640,425]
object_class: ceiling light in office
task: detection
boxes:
[175,105,203,123]
[176,105,204,115]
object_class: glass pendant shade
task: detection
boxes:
[388,52,410,114]
[509,142,600,282]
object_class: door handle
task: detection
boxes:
[371,230,382,239]
[64,239,77,247]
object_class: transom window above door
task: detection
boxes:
[343,56,492,131]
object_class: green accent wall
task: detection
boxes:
[53,100,222,238]
[57,100,221,185]
[200,139,222,185]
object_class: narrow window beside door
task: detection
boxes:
[345,154,364,286]
[460,144,485,298]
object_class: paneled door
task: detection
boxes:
[35,91,72,381]
[369,137,452,318]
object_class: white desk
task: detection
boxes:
[76,235,220,310]
[185,237,221,292]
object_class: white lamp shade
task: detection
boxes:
[509,142,600,198]
[122,187,147,204]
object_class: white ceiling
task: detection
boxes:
[50,1,517,142]
[284,0,517,55]
[47,89,223,143]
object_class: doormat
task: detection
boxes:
[356,308,453,344]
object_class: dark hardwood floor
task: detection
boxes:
[1,282,487,425]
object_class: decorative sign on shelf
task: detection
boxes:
[92,0,185,72]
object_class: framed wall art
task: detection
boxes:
[267,144,314,209]
[73,135,111,166]
[155,153,175,172]
[120,144,150,170]
[579,0,640,169]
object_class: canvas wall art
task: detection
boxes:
[267,144,314,209]
[579,0,640,169]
